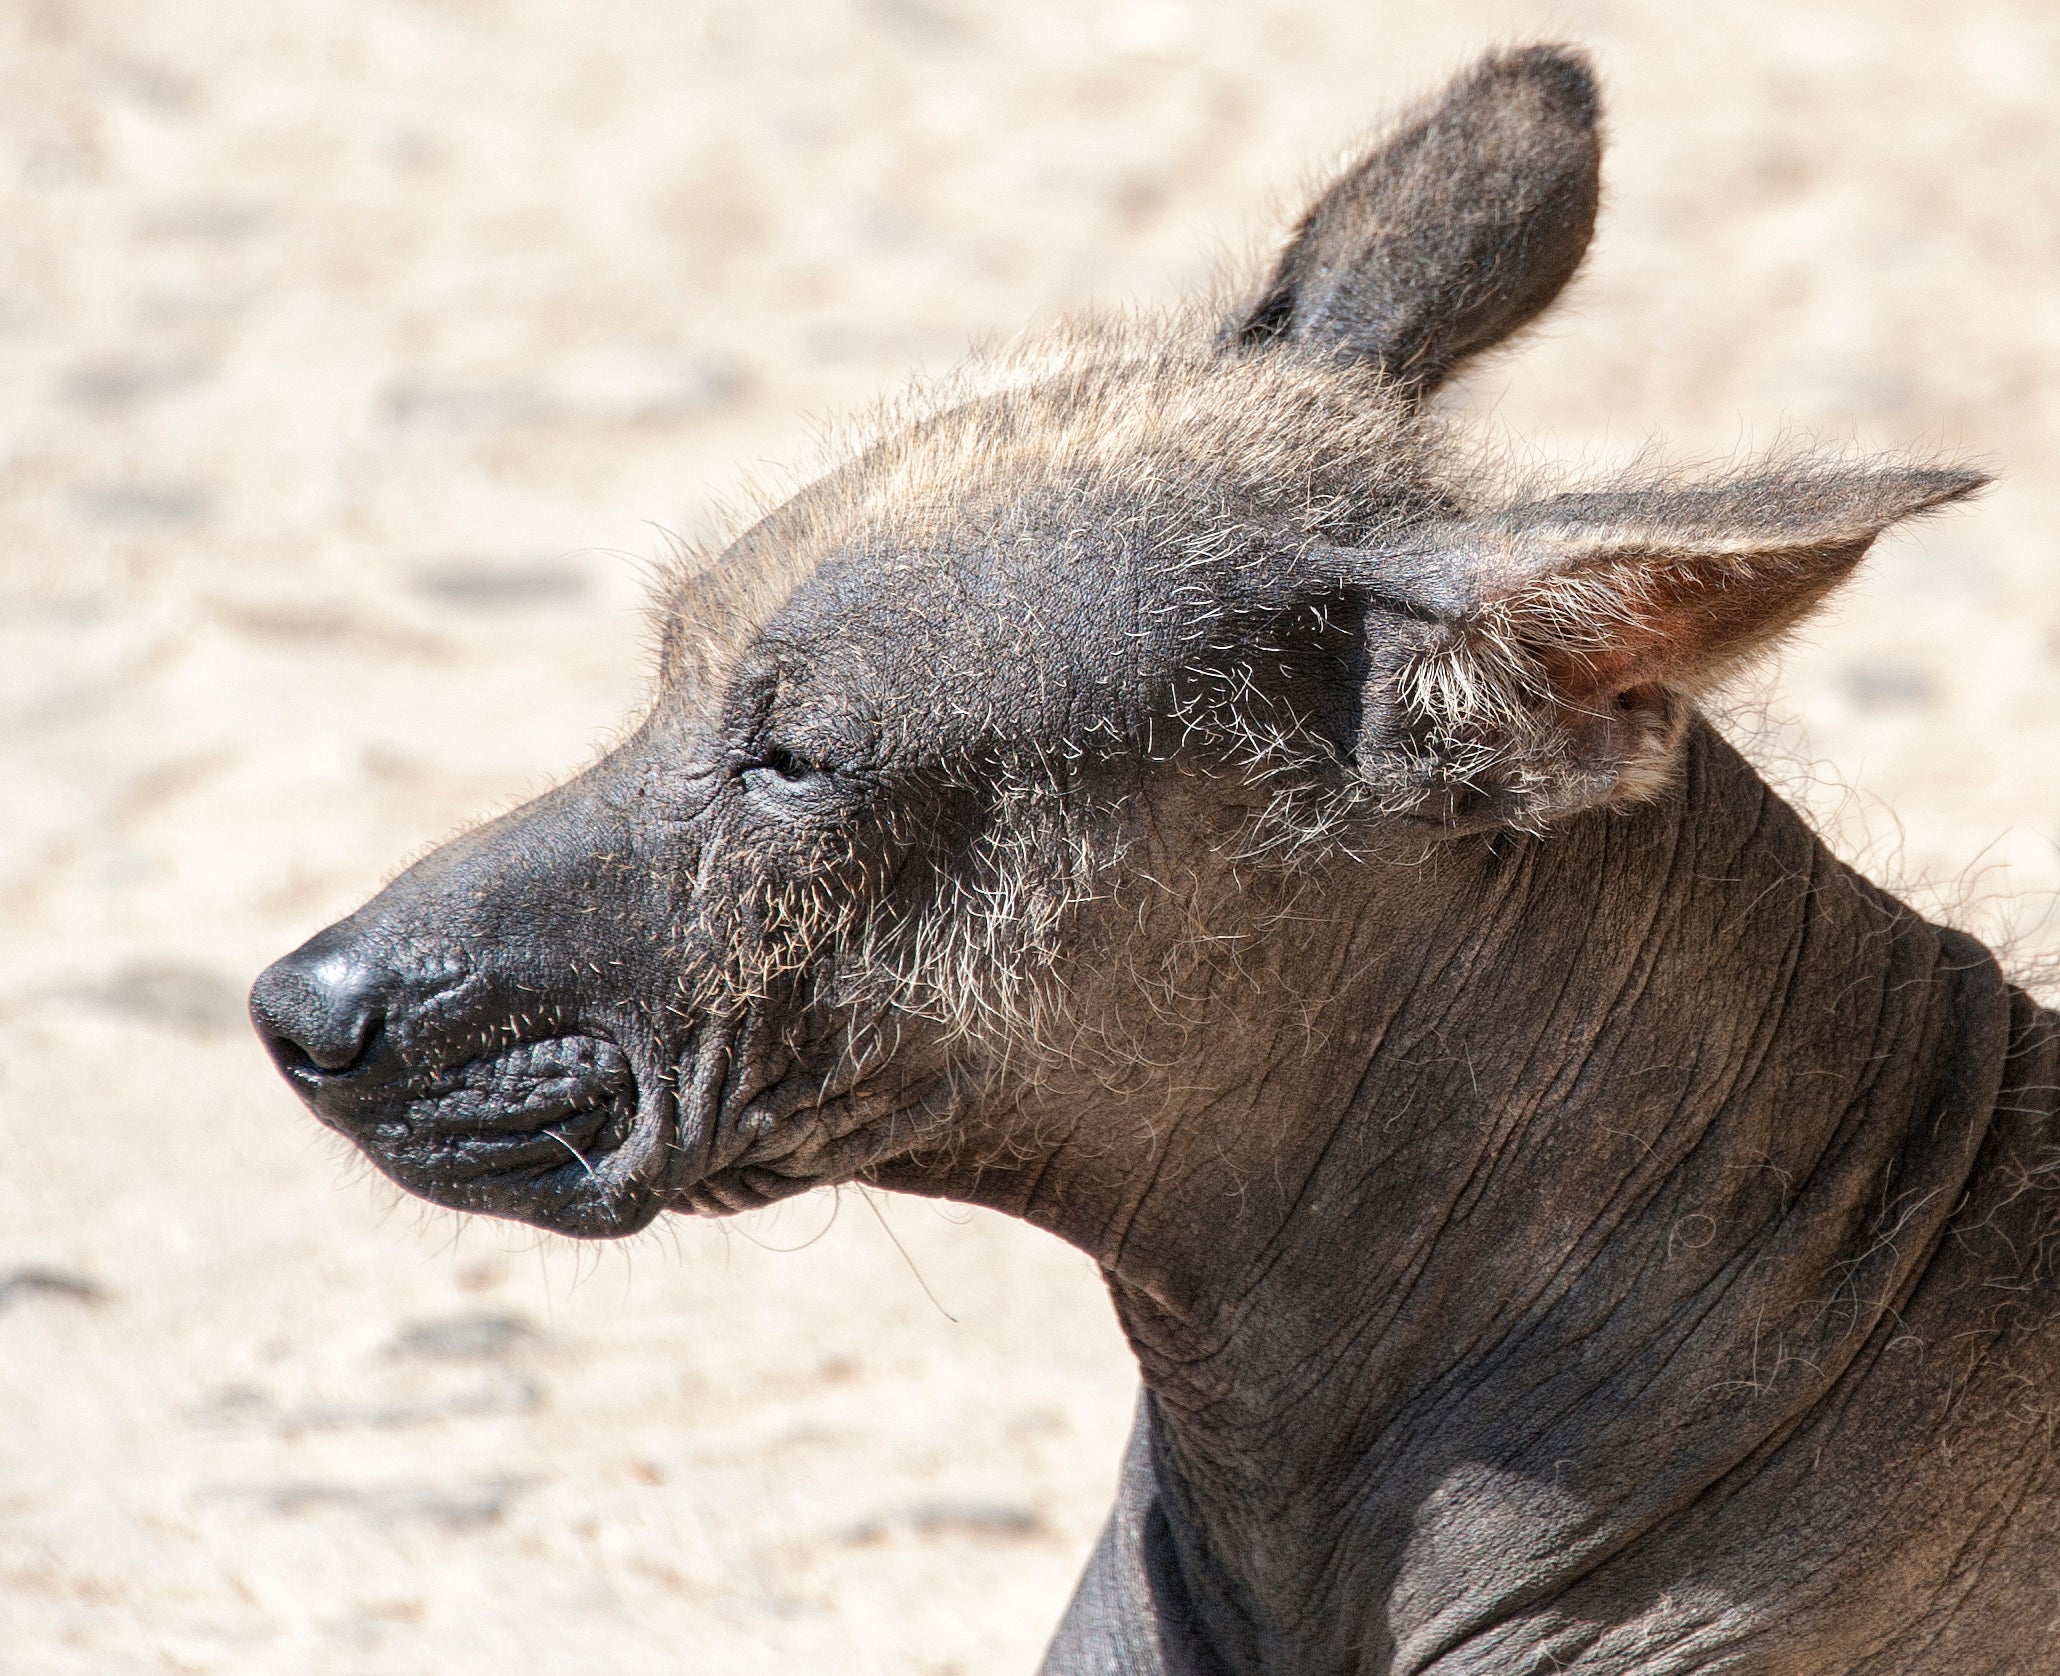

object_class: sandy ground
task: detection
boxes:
[6,1,2060,1671]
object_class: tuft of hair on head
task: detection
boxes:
[647,42,1613,721]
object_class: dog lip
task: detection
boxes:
[402,1095,621,1182]
[297,1032,645,1185]
[293,1029,670,1238]
[303,1032,634,1133]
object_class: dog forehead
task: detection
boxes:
[657,332,1435,740]
[749,525,1158,755]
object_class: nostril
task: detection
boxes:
[249,940,390,1075]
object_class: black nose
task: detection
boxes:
[249,931,389,1073]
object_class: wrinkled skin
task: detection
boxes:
[252,46,2060,1676]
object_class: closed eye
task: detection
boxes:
[740,744,838,801]
[757,745,815,781]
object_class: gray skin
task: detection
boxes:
[250,46,2060,1676]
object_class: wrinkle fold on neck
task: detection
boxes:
[882,722,2042,1674]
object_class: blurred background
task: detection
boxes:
[6,1,2060,1671]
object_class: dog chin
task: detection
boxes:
[363,1128,667,1237]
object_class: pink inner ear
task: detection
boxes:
[1518,541,1865,705]
[1534,641,1668,708]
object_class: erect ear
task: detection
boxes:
[1231,44,1602,398]
[1357,461,1988,830]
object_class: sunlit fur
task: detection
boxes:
[640,314,1976,1099]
